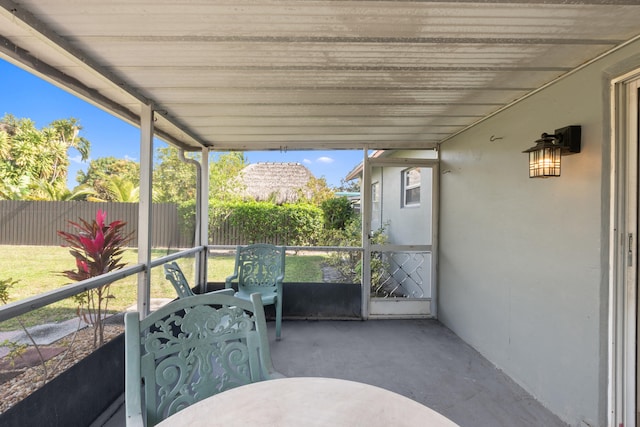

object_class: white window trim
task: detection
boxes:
[372,181,380,203]
[402,167,421,207]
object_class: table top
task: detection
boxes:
[156,376,459,427]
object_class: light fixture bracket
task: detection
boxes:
[523,125,581,155]
[551,125,581,155]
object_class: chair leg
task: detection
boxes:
[275,298,282,341]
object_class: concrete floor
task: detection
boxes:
[101,319,569,427]
[269,319,568,427]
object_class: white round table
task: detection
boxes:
[156,377,459,427]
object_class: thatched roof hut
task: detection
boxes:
[240,162,314,204]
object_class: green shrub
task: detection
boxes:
[326,216,389,292]
[208,200,323,245]
[180,199,359,246]
[320,197,354,230]
[178,200,197,238]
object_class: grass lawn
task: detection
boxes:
[0,245,326,330]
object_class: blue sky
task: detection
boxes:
[0,59,363,189]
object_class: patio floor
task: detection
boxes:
[100,319,569,427]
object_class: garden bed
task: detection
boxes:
[0,321,124,425]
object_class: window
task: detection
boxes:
[402,168,420,207]
[372,181,380,203]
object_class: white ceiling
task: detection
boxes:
[1,0,640,152]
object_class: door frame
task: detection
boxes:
[361,155,439,319]
[610,70,640,427]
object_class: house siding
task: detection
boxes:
[438,40,640,426]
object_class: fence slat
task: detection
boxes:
[0,201,192,248]
[0,201,296,247]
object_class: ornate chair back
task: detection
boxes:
[125,292,281,426]
[225,244,285,340]
[163,261,195,298]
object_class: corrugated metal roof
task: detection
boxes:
[1,0,640,152]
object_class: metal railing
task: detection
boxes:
[0,246,204,323]
[0,244,439,327]
[0,243,365,419]
[0,245,365,324]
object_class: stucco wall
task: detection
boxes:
[373,164,433,246]
[438,40,640,426]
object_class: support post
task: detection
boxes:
[361,148,371,319]
[196,147,210,287]
[137,104,154,317]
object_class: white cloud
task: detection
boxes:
[303,158,312,164]
[317,156,334,164]
[69,155,88,164]
[124,155,138,162]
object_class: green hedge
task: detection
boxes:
[179,200,324,246]
[224,201,322,245]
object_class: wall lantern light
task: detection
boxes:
[523,125,581,178]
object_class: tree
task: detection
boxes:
[29,182,97,201]
[209,151,247,202]
[301,176,334,205]
[336,177,360,193]
[0,176,30,200]
[77,157,139,201]
[152,146,197,204]
[153,147,247,204]
[103,176,139,202]
[0,114,90,199]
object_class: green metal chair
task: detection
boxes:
[124,292,283,427]
[225,244,285,340]
[163,262,195,298]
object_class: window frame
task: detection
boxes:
[401,167,421,208]
[371,181,380,203]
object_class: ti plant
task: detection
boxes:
[58,209,133,348]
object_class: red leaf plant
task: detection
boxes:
[58,209,133,348]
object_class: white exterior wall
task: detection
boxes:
[439,40,640,426]
[373,165,433,246]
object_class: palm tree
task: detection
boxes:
[0,115,91,200]
[29,182,97,201]
[88,176,139,202]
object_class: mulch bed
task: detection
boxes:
[0,346,66,382]
[0,346,67,371]
[0,324,124,414]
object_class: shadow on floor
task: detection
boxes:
[268,319,569,427]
